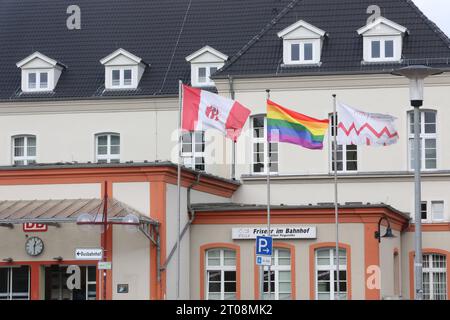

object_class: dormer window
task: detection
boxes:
[16,52,65,93]
[111,68,133,88]
[277,20,326,66]
[186,46,228,87]
[357,17,408,63]
[100,48,147,90]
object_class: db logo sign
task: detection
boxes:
[23,223,48,232]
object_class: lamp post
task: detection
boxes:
[392,65,442,300]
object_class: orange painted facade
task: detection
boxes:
[0,164,237,300]
[1,165,450,300]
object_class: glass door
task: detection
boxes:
[44,265,96,300]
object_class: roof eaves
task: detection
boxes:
[16,51,59,68]
[191,202,410,220]
[185,45,228,62]
[277,20,326,38]
[357,16,408,35]
[100,48,142,65]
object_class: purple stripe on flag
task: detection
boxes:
[268,132,324,150]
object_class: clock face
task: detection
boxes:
[25,237,44,256]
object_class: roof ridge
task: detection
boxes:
[403,0,450,49]
[217,0,301,75]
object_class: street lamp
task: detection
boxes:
[392,65,443,300]
[374,216,396,243]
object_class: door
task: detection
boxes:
[44,265,96,300]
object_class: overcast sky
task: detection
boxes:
[413,0,450,36]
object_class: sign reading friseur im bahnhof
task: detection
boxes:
[232,226,317,240]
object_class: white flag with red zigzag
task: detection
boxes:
[336,102,399,146]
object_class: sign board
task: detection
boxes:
[256,255,272,266]
[232,226,317,240]
[98,261,112,270]
[256,236,273,256]
[117,284,129,294]
[75,248,103,260]
[23,223,48,232]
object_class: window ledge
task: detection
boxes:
[280,62,322,68]
[361,59,403,65]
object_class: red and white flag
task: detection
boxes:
[182,85,251,141]
[337,102,399,146]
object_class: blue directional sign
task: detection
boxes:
[256,236,273,256]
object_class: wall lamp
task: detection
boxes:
[2,258,13,263]
[53,256,63,261]
[374,216,396,243]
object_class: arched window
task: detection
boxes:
[408,110,437,170]
[315,247,348,300]
[95,133,120,164]
[205,248,237,300]
[263,248,292,300]
[423,253,447,300]
[12,135,36,165]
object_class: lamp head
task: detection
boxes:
[392,65,443,105]
[382,226,396,239]
[122,214,140,233]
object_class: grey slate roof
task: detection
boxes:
[0,0,290,101]
[216,0,450,78]
[0,0,449,101]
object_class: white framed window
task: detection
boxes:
[251,115,278,175]
[423,254,447,300]
[110,68,134,88]
[25,70,50,91]
[193,64,220,87]
[95,133,120,164]
[330,114,357,172]
[286,40,318,64]
[12,135,36,166]
[369,38,396,61]
[205,249,237,300]
[0,266,30,300]
[262,248,292,300]
[357,18,406,63]
[421,201,428,221]
[278,20,325,66]
[315,248,348,300]
[431,201,445,221]
[420,201,445,222]
[186,46,227,88]
[182,131,205,171]
[17,52,64,93]
[409,110,437,170]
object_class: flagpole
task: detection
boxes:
[266,89,271,300]
[228,75,236,180]
[333,94,340,300]
[176,80,183,300]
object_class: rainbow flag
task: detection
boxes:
[267,100,329,150]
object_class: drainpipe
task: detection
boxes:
[160,172,202,271]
